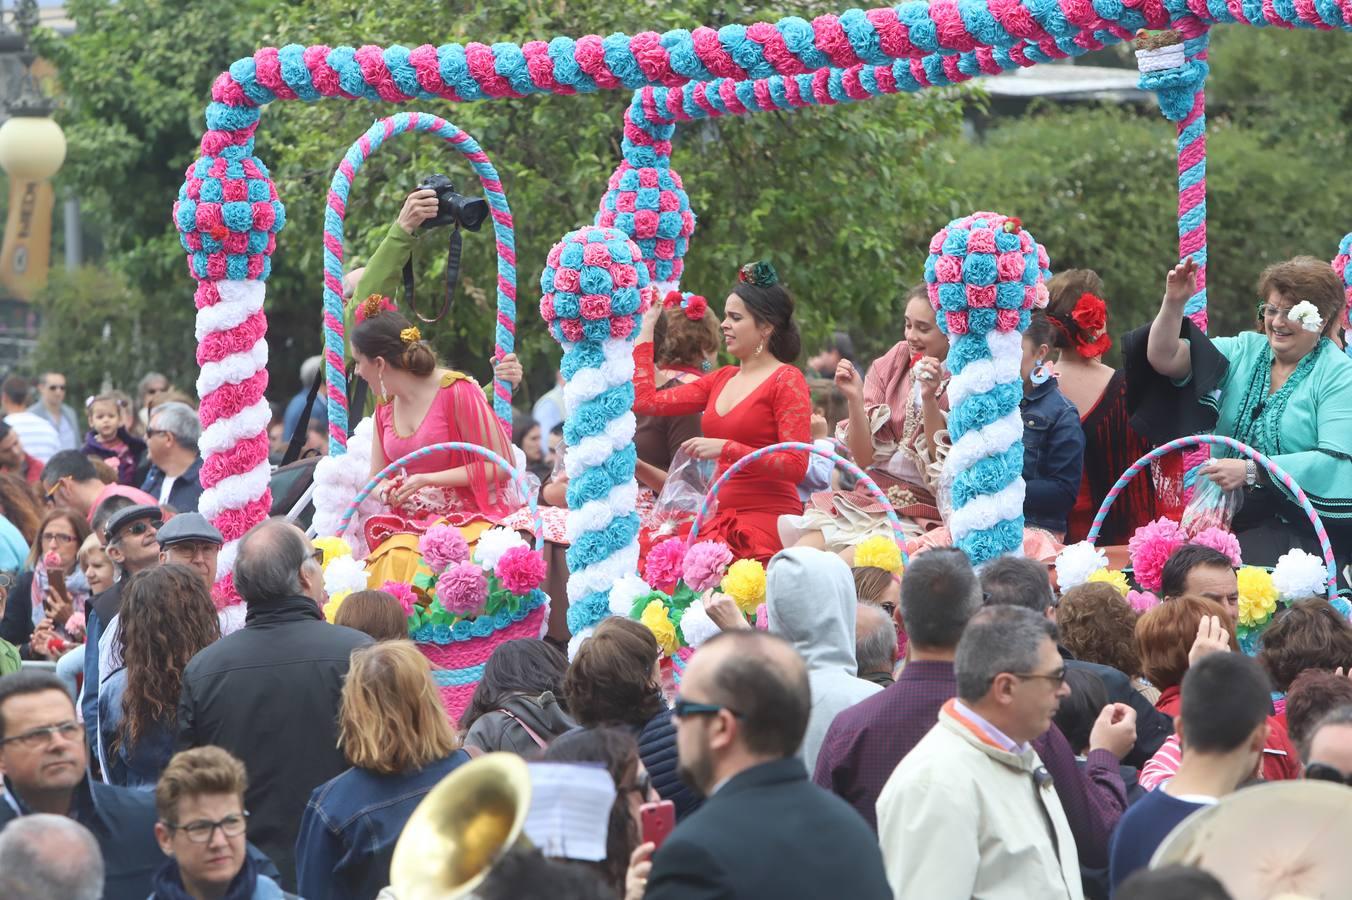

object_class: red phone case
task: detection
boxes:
[640,800,676,850]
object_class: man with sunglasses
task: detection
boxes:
[40,450,157,525]
[1300,705,1352,785]
[1109,652,1271,891]
[643,630,891,900]
[0,670,164,899]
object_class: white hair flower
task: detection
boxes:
[472,527,529,571]
[1054,541,1109,592]
[1288,301,1324,334]
[1271,548,1330,601]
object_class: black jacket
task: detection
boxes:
[0,569,35,649]
[1059,652,1173,768]
[644,758,891,900]
[176,594,372,891]
[635,708,702,821]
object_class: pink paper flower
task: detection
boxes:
[644,538,687,589]
[380,581,418,617]
[1127,590,1161,614]
[419,526,470,575]
[1128,517,1187,593]
[495,545,548,595]
[1189,527,1242,567]
[436,562,488,617]
[682,541,733,592]
[755,603,769,631]
[65,611,86,639]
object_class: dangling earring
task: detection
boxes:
[700,358,713,372]
[755,340,765,358]
[1030,359,1052,385]
[379,372,389,402]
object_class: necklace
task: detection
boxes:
[1231,339,1324,456]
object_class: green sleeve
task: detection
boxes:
[344,223,417,353]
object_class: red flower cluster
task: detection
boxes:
[1070,293,1111,358]
[662,290,709,322]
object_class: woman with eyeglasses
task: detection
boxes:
[0,507,91,659]
[1142,256,1352,571]
[99,564,221,789]
[151,746,288,900]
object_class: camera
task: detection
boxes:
[416,174,489,232]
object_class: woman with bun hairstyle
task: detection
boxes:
[632,262,811,563]
[351,299,525,573]
[1045,269,1156,543]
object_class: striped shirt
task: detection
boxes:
[5,412,60,463]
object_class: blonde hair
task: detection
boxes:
[155,747,247,823]
[76,534,108,568]
[339,641,458,774]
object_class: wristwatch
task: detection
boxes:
[1244,460,1258,487]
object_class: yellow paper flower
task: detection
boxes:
[323,590,351,623]
[400,326,422,344]
[1236,566,1279,627]
[640,599,680,656]
[721,559,767,615]
[1087,568,1129,596]
[854,535,904,575]
[313,536,352,568]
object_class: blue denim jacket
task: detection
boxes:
[294,751,470,900]
[1021,379,1085,535]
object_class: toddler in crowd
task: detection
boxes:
[82,393,146,485]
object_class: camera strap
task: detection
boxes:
[403,224,461,324]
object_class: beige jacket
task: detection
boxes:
[876,703,1083,900]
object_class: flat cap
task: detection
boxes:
[105,504,162,541]
[155,512,224,547]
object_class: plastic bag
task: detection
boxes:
[1180,473,1244,535]
[649,449,718,538]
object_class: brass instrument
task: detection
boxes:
[388,752,533,899]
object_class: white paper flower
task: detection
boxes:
[608,573,653,618]
[1272,548,1329,600]
[1288,301,1324,334]
[567,626,596,662]
[473,527,529,571]
[1054,542,1109,592]
[323,554,370,598]
[679,601,722,649]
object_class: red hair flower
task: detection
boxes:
[662,291,683,310]
[1070,293,1111,358]
[682,294,708,321]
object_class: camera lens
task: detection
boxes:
[453,195,490,231]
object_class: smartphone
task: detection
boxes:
[640,800,675,850]
[48,568,66,598]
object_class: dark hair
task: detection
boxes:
[731,280,801,362]
[1023,311,1057,351]
[1258,599,1352,692]
[1286,671,1352,759]
[90,494,136,542]
[40,450,98,488]
[1046,269,1107,352]
[332,590,409,642]
[0,473,41,546]
[564,617,664,728]
[543,727,640,894]
[1053,667,1109,755]
[979,555,1053,615]
[477,848,613,900]
[1057,583,1141,678]
[1136,595,1238,691]
[1178,652,1270,754]
[900,548,980,649]
[119,565,220,752]
[351,309,437,377]
[511,412,539,449]
[0,670,72,739]
[460,639,568,732]
[0,420,9,441]
[702,630,810,758]
[1,376,29,407]
[1160,544,1234,600]
[1115,865,1233,900]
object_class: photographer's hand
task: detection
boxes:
[397,189,440,235]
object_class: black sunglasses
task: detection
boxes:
[1304,763,1352,786]
[119,519,163,539]
[672,697,742,720]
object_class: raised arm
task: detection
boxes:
[1146,258,1199,380]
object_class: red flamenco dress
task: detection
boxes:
[633,342,811,564]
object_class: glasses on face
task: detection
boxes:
[309,548,325,566]
[0,720,81,749]
[1012,667,1068,687]
[1304,763,1352,786]
[1260,304,1299,320]
[165,811,250,843]
[622,769,653,798]
[120,520,163,539]
[146,428,167,440]
[43,479,64,506]
[41,532,76,545]
[672,697,743,720]
[169,542,218,559]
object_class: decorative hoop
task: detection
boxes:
[686,441,910,566]
[322,112,518,453]
[334,441,540,544]
[1085,434,1337,600]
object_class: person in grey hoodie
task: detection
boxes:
[459,639,576,754]
[766,546,881,772]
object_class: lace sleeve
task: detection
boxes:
[718,366,812,482]
[633,342,714,416]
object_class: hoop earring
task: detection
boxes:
[1030,359,1053,385]
[755,340,765,358]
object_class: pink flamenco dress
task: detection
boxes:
[632,342,812,565]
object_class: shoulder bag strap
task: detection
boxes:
[496,707,549,749]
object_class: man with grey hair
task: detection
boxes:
[0,814,104,899]
[877,605,1084,899]
[176,518,371,890]
[141,400,204,513]
[855,603,898,688]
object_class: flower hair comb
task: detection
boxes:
[355,294,398,323]
[738,260,779,288]
[662,291,709,321]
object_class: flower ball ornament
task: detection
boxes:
[540,226,653,635]
[1335,232,1352,336]
[175,151,285,283]
[595,161,694,290]
[925,211,1051,565]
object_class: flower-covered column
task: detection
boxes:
[539,226,652,645]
